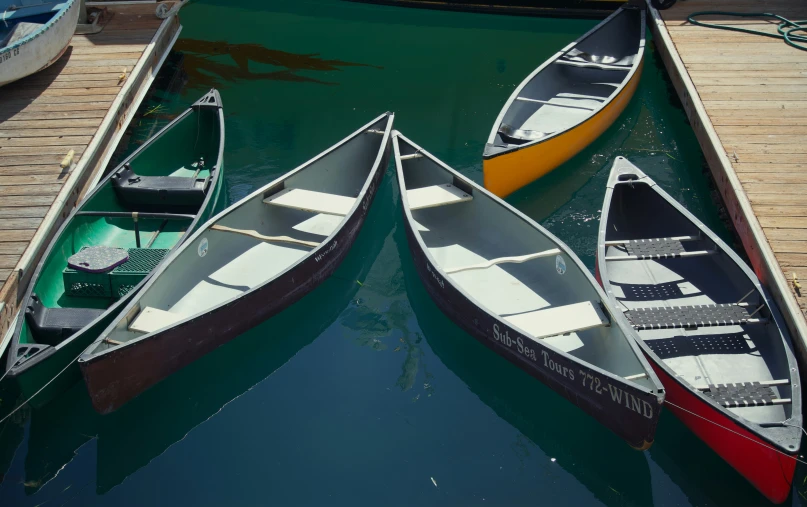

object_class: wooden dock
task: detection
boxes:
[0,2,181,336]
[647,0,807,358]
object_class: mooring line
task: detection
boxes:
[664,400,807,467]
[0,347,87,426]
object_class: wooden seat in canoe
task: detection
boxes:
[407,184,472,211]
[264,188,356,216]
[503,301,609,340]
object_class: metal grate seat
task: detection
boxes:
[645,333,754,359]
[613,281,690,301]
[701,381,791,408]
[625,303,762,330]
[605,237,714,261]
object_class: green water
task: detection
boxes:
[0,1,799,505]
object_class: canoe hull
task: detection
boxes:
[483,60,642,198]
[80,142,390,414]
[403,217,661,449]
[0,0,80,87]
[649,354,796,504]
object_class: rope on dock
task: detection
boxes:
[687,12,807,52]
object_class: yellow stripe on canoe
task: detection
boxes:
[483,59,644,198]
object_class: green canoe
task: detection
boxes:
[3,89,226,408]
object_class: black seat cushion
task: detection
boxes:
[111,165,206,213]
[24,294,105,346]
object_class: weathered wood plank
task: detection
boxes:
[0,119,104,129]
[0,256,19,269]
[776,254,807,268]
[0,218,43,231]
[727,144,807,154]
[758,216,807,229]
[0,155,73,167]
[1,86,123,97]
[744,183,807,194]
[771,240,807,254]
[0,174,71,186]
[0,94,118,106]
[705,101,807,110]
[734,163,807,172]
[755,206,807,217]
[0,128,97,138]
[720,135,807,145]
[748,194,807,206]
[740,173,807,184]
[0,207,51,219]
[730,154,807,164]
[0,195,58,206]
[0,243,29,255]
[0,166,72,176]
[718,126,807,135]
[0,145,86,157]
[0,184,65,196]
[0,230,36,242]
[763,228,807,241]
[0,136,94,148]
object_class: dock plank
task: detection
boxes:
[655,0,807,356]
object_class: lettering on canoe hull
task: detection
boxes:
[426,261,444,289]
[490,324,654,420]
[314,240,338,263]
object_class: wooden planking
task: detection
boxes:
[656,0,807,352]
[0,2,167,311]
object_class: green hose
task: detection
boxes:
[687,11,807,51]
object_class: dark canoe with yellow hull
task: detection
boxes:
[483,6,645,197]
[3,90,225,409]
[394,131,665,449]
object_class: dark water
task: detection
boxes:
[1,1,801,505]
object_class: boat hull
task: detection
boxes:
[483,60,643,198]
[649,355,796,504]
[80,146,390,414]
[9,166,224,409]
[0,0,80,87]
[403,217,661,449]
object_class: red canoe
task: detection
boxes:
[596,157,802,504]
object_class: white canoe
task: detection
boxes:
[0,0,80,87]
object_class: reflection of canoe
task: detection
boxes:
[20,181,395,494]
[95,180,395,493]
[597,157,802,504]
[394,131,664,449]
[0,0,80,86]
[482,6,644,197]
[80,113,394,414]
[5,90,225,409]
[398,230,654,505]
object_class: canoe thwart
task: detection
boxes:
[129,306,184,334]
[694,379,790,391]
[624,303,767,331]
[264,188,356,216]
[503,301,610,340]
[399,153,423,160]
[210,224,320,248]
[516,97,597,112]
[75,211,196,220]
[554,59,633,71]
[624,373,649,381]
[407,184,472,211]
[444,248,561,274]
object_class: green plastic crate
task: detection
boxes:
[110,248,169,299]
[63,248,168,299]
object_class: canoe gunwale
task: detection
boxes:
[483,6,645,160]
[5,89,226,380]
[596,157,803,454]
[394,132,665,448]
[79,112,395,363]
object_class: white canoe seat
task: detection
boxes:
[516,96,596,112]
[444,248,561,274]
[264,188,356,216]
[129,306,185,334]
[504,301,609,340]
[292,213,344,237]
[407,184,472,211]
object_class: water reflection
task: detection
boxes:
[395,223,655,506]
[19,167,393,495]
[175,39,382,89]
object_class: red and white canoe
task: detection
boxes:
[596,157,802,504]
